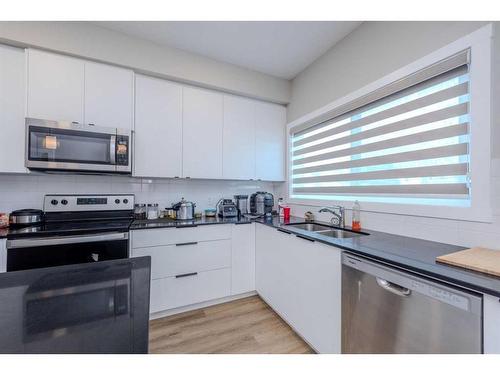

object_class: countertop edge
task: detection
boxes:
[3,216,500,298]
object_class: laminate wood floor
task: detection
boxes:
[149,295,314,354]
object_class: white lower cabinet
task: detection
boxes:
[255,224,341,354]
[132,240,231,280]
[484,294,500,354]
[151,269,231,313]
[231,223,256,295]
[131,224,254,315]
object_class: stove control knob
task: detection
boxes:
[61,199,68,205]
[51,199,58,206]
[123,199,129,204]
[115,199,121,204]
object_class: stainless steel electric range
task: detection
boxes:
[6,194,135,272]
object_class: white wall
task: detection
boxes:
[288,21,488,122]
[0,21,290,104]
[0,174,276,214]
[283,21,500,249]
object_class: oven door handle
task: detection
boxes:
[110,135,117,165]
[7,232,129,249]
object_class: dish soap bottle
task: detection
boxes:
[352,200,361,231]
[278,198,284,218]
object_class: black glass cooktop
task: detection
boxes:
[6,219,133,239]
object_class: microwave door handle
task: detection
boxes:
[110,135,116,165]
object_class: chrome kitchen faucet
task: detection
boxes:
[318,206,345,228]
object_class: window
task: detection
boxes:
[290,50,472,208]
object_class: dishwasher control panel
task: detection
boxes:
[342,253,481,314]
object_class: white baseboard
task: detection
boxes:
[149,291,257,320]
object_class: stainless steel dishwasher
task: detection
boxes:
[342,253,482,354]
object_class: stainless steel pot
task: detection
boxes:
[9,209,44,226]
[172,198,196,220]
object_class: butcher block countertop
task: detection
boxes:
[437,247,500,278]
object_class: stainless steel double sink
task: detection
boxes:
[284,222,369,239]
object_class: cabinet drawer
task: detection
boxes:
[131,225,231,248]
[132,239,231,279]
[150,268,231,312]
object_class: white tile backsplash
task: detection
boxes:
[0,174,277,213]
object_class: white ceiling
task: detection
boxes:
[94,21,362,79]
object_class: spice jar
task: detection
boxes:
[134,204,147,220]
[147,203,159,220]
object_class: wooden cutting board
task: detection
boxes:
[436,247,500,277]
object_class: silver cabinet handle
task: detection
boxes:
[176,242,198,247]
[110,135,116,165]
[376,277,411,297]
[7,232,128,249]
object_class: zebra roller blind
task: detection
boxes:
[291,50,471,206]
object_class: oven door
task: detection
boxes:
[6,232,129,272]
[25,118,131,173]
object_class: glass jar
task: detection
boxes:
[147,203,159,220]
[134,204,147,220]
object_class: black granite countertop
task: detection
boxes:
[129,215,254,230]
[255,215,500,297]
[0,216,254,238]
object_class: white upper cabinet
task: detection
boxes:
[134,75,183,178]
[223,95,256,180]
[27,49,134,129]
[0,44,27,174]
[255,101,286,181]
[27,49,84,123]
[182,87,223,179]
[84,61,134,129]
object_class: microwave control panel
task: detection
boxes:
[116,135,129,166]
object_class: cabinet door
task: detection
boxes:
[182,87,223,179]
[484,294,500,354]
[134,75,182,178]
[231,223,256,295]
[27,49,84,123]
[255,224,341,353]
[285,235,341,354]
[255,102,286,181]
[84,62,134,129]
[0,44,27,173]
[255,225,292,315]
[223,95,256,180]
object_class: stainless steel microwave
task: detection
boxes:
[25,118,132,174]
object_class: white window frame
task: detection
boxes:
[286,24,493,223]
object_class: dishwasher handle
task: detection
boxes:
[376,277,411,297]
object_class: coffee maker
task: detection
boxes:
[234,195,248,216]
[249,192,274,217]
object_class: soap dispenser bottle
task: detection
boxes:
[352,200,361,231]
